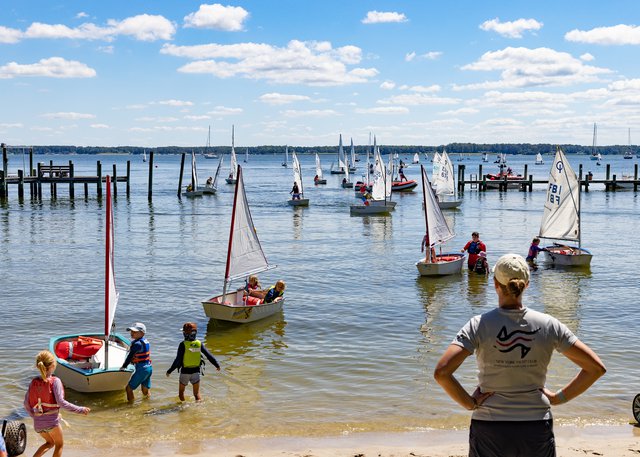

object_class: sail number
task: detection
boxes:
[548,184,562,205]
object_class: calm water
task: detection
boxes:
[0,151,639,448]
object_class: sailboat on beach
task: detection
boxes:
[50,176,134,392]
[415,165,465,276]
[202,165,283,323]
[538,147,592,267]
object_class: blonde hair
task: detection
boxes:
[248,275,259,286]
[497,278,527,298]
[35,350,56,381]
[275,280,286,290]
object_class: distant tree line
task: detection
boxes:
[3,143,637,156]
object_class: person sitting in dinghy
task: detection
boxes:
[290,181,301,200]
[205,176,213,188]
[421,234,437,263]
[241,275,261,296]
[251,281,286,303]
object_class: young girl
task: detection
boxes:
[24,350,90,457]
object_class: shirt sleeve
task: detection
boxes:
[167,343,185,375]
[201,345,220,369]
[451,317,479,354]
[52,378,86,414]
[121,340,141,368]
[552,318,578,353]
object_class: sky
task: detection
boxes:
[1,1,640,148]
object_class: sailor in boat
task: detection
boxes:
[472,251,489,275]
[290,181,301,200]
[186,184,193,193]
[461,231,486,270]
[120,322,152,403]
[526,237,548,270]
[241,275,264,306]
[166,322,220,402]
[205,176,213,188]
[250,280,286,303]
[25,350,90,457]
[314,174,319,184]
[421,234,437,263]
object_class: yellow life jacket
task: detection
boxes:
[182,340,202,368]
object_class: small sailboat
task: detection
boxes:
[314,153,327,184]
[50,176,134,392]
[415,165,465,276]
[203,155,223,195]
[225,125,238,184]
[535,152,544,165]
[349,138,357,172]
[481,152,489,163]
[142,150,147,163]
[202,166,284,323]
[341,151,353,188]
[244,147,249,163]
[203,125,217,159]
[350,146,395,215]
[433,150,462,209]
[282,146,288,167]
[330,134,347,174]
[539,147,592,267]
[590,123,598,161]
[624,128,633,159]
[288,152,309,207]
[183,151,204,197]
[413,152,420,164]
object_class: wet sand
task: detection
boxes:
[33,424,640,457]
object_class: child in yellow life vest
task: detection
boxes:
[166,322,220,401]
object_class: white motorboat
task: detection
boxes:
[202,165,284,323]
[539,147,592,267]
[50,176,134,392]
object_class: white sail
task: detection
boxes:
[370,147,385,201]
[191,151,199,190]
[422,166,455,247]
[538,148,580,243]
[413,152,420,164]
[245,148,249,162]
[315,153,323,179]
[292,151,303,197]
[350,138,356,168]
[431,152,442,189]
[435,150,455,196]
[229,125,238,180]
[344,152,350,182]
[385,153,393,198]
[536,153,543,163]
[338,134,347,171]
[284,145,289,165]
[105,176,118,338]
[212,155,223,188]
[226,166,271,282]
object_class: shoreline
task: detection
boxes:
[37,423,640,457]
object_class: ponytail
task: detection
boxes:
[499,278,527,298]
[35,350,56,381]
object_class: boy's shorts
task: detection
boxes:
[128,364,152,389]
[179,372,200,386]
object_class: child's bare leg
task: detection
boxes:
[33,429,55,457]
[193,382,202,402]
[178,383,186,402]
[141,385,150,398]
[125,385,134,402]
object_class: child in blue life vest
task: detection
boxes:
[120,322,152,402]
[25,350,90,457]
[166,322,220,402]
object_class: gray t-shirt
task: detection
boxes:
[452,306,577,421]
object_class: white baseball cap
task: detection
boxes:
[126,322,146,333]
[492,254,530,285]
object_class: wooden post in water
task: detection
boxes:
[147,151,154,202]
[84,182,88,199]
[458,164,465,193]
[112,164,117,197]
[69,160,75,200]
[126,160,131,197]
[29,147,35,199]
[36,163,42,200]
[612,173,618,191]
[177,153,186,198]
[605,163,611,191]
[49,159,55,199]
[1,144,7,198]
[578,164,583,192]
[97,161,102,198]
[634,164,639,192]
[0,171,4,199]
[522,164,528,192]
[17,169,24,201]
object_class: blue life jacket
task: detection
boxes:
[468,241,481,254]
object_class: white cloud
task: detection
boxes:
[282,109,338,117]
[0,57,96,79]
[135,116,179,123]
[399,84,441,93]
[90,123,109,129]
[565,24,640,45]
[76,12,89,19]
[440,107,479,116]
[157,99,194,107]
[207,106,243,115]
[184,115,211,121]
[458,47,611,90]
[380,81,396,90]
[405,52,416,62]
[21,14,175,42]
[362,11,408,24]
[0,26,23,43]
[0,123,23,128]
[259,93,312,105]
[125,104,147,110]
[41,112,96,120]
[480,17,543,38]
[184,4,249,31]
[421,51,442,60]
[162,40,377,86]
[580,53,595,61]
[98,45,114,54]
[355,106,409,114]
[377,93,460,106]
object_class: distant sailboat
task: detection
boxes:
[590,123,598,161]
[413,153,420,164]
[244,148,249,163]
[331,134,347,174]
[624,128,633,159]
[203,155,223,195]
[203,125,217,159]
[225,125,238,184]
[183,151,203,197]
[314,153,327,185]
[142,150,147,163]
[288,152,309,207]
[535,153,544,165]
[282,146,289,167]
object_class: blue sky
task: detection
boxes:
[1,1,640,148]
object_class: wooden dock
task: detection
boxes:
[456,163,639,192]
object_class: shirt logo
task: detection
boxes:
[495,326,540,359]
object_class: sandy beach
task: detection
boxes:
[26,424,639,457]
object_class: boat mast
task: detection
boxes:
[223,165,241,300]
[104,175,111,367]
[420,165,430,262]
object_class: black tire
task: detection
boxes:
[634,394,640,424]
[3,421,26,456]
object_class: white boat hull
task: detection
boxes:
[50,334,133,393]
[182,190,203,197]
[202,186,217,195]
[416,254,465,276]
[288,198,309,207]
[226,178,237,184]
[202,291,284,323]
[368,200,396,208]
[615,179,636,190]
[350,203,394,215]
[438,199,462,209]
[543,246,592,267]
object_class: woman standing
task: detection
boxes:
[434,254,605,457]
[24,350,90,457]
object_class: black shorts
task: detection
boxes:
[469,419,555,457]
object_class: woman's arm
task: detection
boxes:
[542,339,606,405]
[434,345,492,410]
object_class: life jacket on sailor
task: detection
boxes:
[468,241,481,255]
[132,338,151,365]
[27,377,60,416]
[263,285,284,303]
[182,340,202,369]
